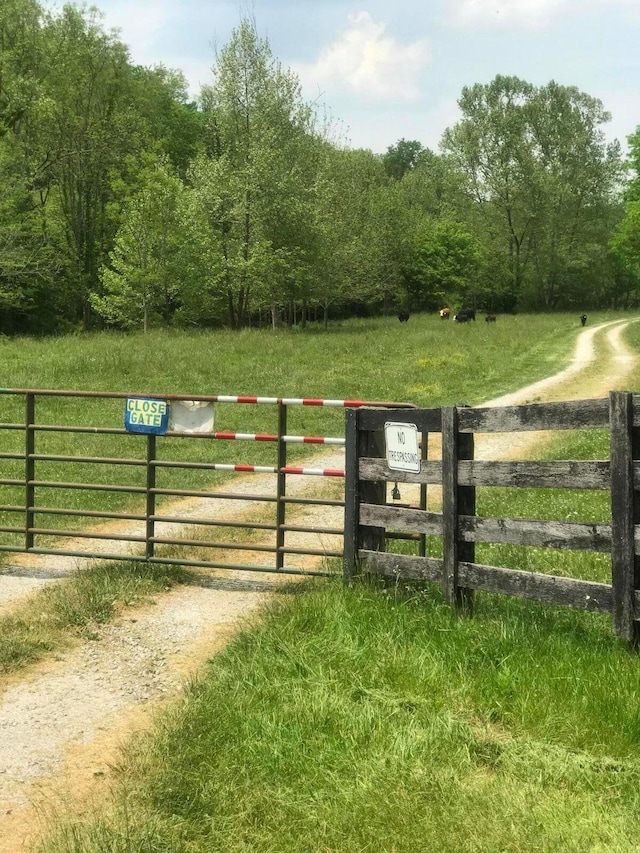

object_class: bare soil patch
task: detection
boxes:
[0,319,637,851]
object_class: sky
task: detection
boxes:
[83,0,640,156]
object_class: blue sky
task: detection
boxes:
[87,0,640,155]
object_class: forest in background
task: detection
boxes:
[2,1,640,335]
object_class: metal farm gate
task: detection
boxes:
[0,388,412,578]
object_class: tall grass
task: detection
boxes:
[0,313,587,405]
[40,581,640,852]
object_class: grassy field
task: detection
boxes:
[1,311,639,852]
[0,312,589,405]
[40,583,640,852]
[0,311,601,548]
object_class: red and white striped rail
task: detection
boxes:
[211,431,344,445]
[208,463,345,477]
[213,395,367,407]
[179,393,403,477]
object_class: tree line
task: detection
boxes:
[1,2,639,335]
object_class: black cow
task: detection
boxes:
[454,308,475,323]
[580,314,587,326]
[398,310,410,323]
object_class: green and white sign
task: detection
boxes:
[124,397,170,434]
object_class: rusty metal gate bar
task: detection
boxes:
[0,388,413,577]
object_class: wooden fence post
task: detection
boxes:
[609,391,640,646]
[343,408,386,585]
[343,407,359,585]
[442,405,475,615]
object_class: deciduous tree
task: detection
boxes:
[442,75,622,310]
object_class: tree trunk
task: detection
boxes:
[271,304,281,330]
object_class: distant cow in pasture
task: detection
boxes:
[580,314,587,326]
[485,313,497,323]
[454,308,476,323]
[398,309,410,322]
[439,307,451,320]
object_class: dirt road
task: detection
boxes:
[0,317,637,851]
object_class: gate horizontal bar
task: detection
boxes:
[281,524,343,536]
[0,387,413,408]
[148,555,336,576]
[30,507,146,522]
[151,488,277,502]
[28,527,145,543]
[152,515,278,531]
[151,537,278,553]
[285,497,345,507]
[5,546,333,575]
[30,454,145,466]
[279,546,343,557]
[29,480,147,494]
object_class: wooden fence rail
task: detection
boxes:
[344,391,640,646]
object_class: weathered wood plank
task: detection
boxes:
[441,406,475,613]
[457,561,613,613]
[359,458,442,484]
[358,407,442,433]
[441,406,457,604]
[457,410,476,614]
[360,458,611,489]
[610,391,640,644]
[459,515,612,552]
[459,399,609,433]
[359,549,443,583]
[360,502,443,535]
[360,552,616,615]
[359,427,386,554]
[457,460,610,490]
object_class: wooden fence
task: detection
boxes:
[343,391,640,645]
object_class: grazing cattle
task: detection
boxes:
[580,314,587,326]
[485,313,497,323]
[398,309,410,322]
[454,312,471,323]
[439,307,451,320]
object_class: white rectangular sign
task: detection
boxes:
[170,400,214,433]
[384,422,420,473]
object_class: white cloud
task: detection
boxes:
[295,12,430,102]
[96,0,172,65]
[451,0,638,29]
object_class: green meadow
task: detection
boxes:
[1,312,640,852]
[0,311,591,536]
